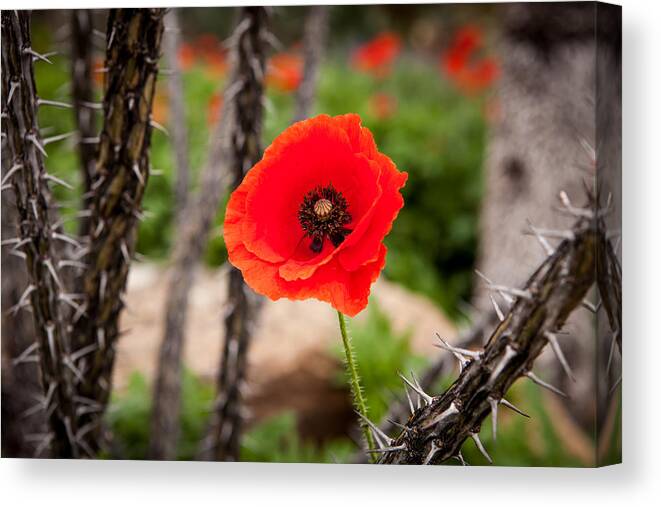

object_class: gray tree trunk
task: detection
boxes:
[475,3,620,434]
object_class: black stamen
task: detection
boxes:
[298,184,352,253]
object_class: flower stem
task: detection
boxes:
[337,311,376,462]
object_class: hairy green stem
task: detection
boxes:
[337,311,376,462]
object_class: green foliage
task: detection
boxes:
[106,370,354,463]
[331,299,427,423]
[240,412,354,464]
[105,369,215,460]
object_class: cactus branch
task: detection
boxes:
[378,212,599,465]
[70,9,97,236]
[163,9,190,225]
[148,12,243,460]
[67,8,165,455]
[200,7,268,462]
[1,10,80,458]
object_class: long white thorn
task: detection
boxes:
[27,134,48,157]
[545,331,576,382]
[366,444,407,454]
[45,323,57,362]
[489,294,505,322]
[131,163,144,185]
[423,440,442,465]
[150,120,169,136]
[404,384,415,414]
[471,433,492,464]
[37,98,73,109]
[13,342,39,366]
[43,258,62,289]
[69,343,97,363]
[52,232,82,249]
[58,259,87,270]
[44,173,74,189]
[486,284,532,300]
[7,81,20,105]
[1,163,23,186]
[475,269,514,304]
[8,284,35,316]
[23,47,53,64]
[398,372,433,405]
[355,410,392,448]
[525,371,567,398]
[526,220,554,255]
[435,334,482,359]
[525,226,575,241]
[489,345,517,384]
[43,131,75,146]
[423,402,459,430]
[500,398,530,418]
[489,397,498,442]
[557,190,595,218]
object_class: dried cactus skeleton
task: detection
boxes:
[2,8,165,457]
[149,9,237,461]
[2,10,81,457]
[352,196,622,466]
[199,6,268,462]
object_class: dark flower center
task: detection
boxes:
[298,184,352,253]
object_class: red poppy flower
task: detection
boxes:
[352,32,402,78]
[368,92,398,120]
[441,25,499,93]
[224,114,407,316]
[266,53,303,92]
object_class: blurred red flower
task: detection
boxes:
[207,92,223,126]
[176,34,228,77]
[178,42,196,70]
[441,25,499,93]
[352,32,402,78]
[195,34,227,78]
[266,53,303,92]
[92,57,105,88]
[224,114,407,316]
[368,92,398,120]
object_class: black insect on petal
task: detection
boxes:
[310,234,324,253]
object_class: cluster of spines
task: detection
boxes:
[350,192,621,466]
[2,9,167,458]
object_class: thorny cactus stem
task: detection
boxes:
[149,11,236,461]
[1,10,80,458]
[68,8,165,455]
[163,9,191,225]
[375,212,601,465]
[200,6,268,462]
[70,9,97,236]
[351,311,496,463]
